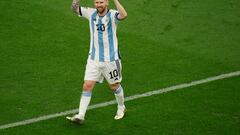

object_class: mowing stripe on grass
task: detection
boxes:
[0,70,240,130]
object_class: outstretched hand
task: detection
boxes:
[71,0,80,14]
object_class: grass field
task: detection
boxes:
[0,0,240,134]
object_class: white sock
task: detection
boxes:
[78,91,92,119]
[114,85,125,108]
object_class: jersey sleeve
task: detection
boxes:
[111,10,121,24]
[79,7,95,20]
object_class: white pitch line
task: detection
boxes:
[0,70,240,130]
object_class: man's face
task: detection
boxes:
[94,0,108,14]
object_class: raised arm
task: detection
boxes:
[113,0,127,20]
[71,0,80,15]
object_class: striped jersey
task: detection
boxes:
[80,7,121,62]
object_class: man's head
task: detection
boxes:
[94,0,108,14]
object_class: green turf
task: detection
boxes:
[0,0,240,134]
[1,76,239,135]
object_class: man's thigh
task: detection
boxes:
[102,60,122,84]
[84,59,103,83]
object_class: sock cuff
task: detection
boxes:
[82,91,92,97]
[114,85,122,94]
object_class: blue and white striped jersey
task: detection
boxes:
[80,7,121,62]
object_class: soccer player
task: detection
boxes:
[66,0,127,124]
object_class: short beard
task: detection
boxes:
[97,7,106,14]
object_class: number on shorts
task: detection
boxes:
[109,69,118,79]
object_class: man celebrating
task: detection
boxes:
[67,0,127,124]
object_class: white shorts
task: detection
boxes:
[84,59,122,84]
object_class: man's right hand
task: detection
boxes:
[71,0,80,14]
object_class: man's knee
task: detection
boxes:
[109,83,120,91]
[83,81,96,91]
